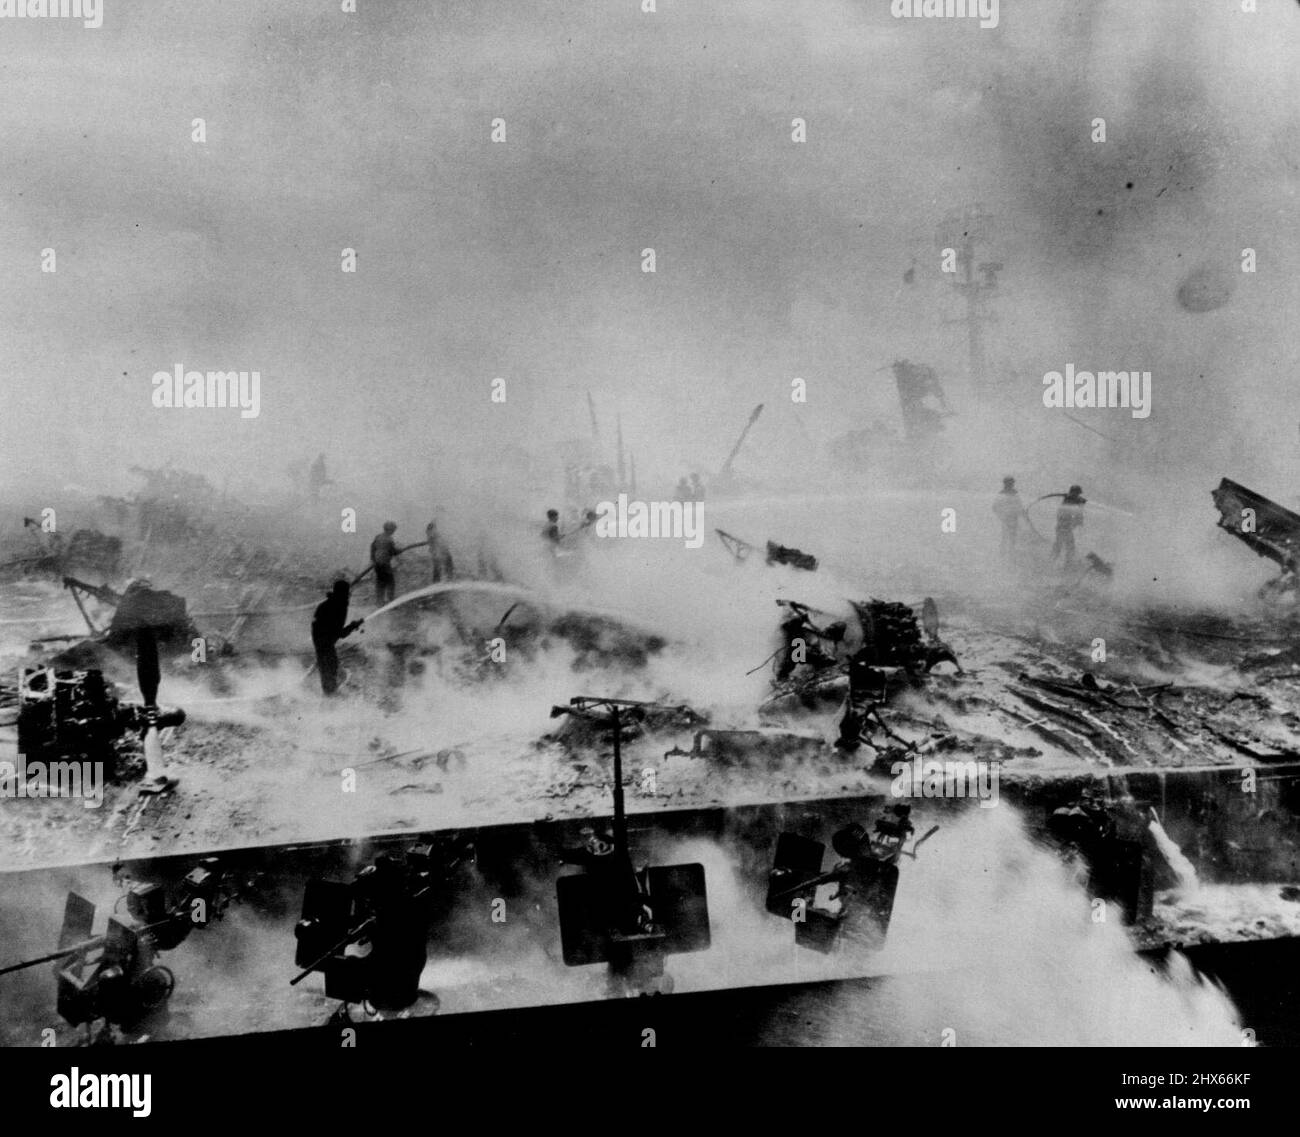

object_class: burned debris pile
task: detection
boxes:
[850,597,959,675]
[667,726,826,767]
[766,596,960,711]
[544,611,667,671]
[751,596,964,760]
[0,520,122,582]
[767,541,818,572]
[546,696,708,752]
[61,577,200,650]
[715,528,819,571]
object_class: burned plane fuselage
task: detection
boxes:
[1211,478,1300,599]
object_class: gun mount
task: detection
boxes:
[765,809,938,953]
[1045,792,1157,925]
[0,860,235,1041]
[291,835,474,1016]
[550,698,711,995]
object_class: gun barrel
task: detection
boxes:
[770,869,842,905]
[289,915,377,987]
[0,935,101,977]
[288,877,439,986]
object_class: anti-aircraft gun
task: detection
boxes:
[1045,790,1157,925]
[765,807,938,953]
[0,860,236,1042]
[549,697,711,995]
[291,836,474,1018]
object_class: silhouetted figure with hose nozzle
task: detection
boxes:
[1051,485,1087,569]
[312,579,363,696]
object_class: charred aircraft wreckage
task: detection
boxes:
[762,595,961,756]
[1211,477,1300,603]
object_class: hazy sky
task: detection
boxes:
[1,0,1296,501]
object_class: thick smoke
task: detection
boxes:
[766,807,1244,1046]
[1,2,1294,520]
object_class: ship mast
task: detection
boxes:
[935,204,1002,394]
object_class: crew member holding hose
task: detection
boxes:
[311,579,363,695]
